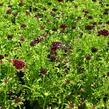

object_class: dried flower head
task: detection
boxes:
[6,8,12,14]
[39,68,48,76]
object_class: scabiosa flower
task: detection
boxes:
[98,29,109,36]
[39,68,48,76]
[52,41,62,49]
[30,33,47,46]
[91,47,98,53]
[10,59,25,69]
[85,25,94,30]
[60,24,67,30]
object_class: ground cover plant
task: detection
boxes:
[0,0,109,109]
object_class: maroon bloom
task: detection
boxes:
[10,59,25,69]
[52,41,62,49]
[60,24,67,30]
[98,29,109,36]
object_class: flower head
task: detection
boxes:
[52,41,62,49]
[39,68,48,76]
[10,59,25,69]
[98,29,109,36]
[60,24,67,30]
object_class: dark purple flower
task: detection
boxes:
[98,29,109,36]
[52,41,62,49]
[50,47,57,54]
[85,25,94,30]
[10,59,25,69]
[60,24,67,30]
[91,47,98,53]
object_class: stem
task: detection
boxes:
[43,97,46,109]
